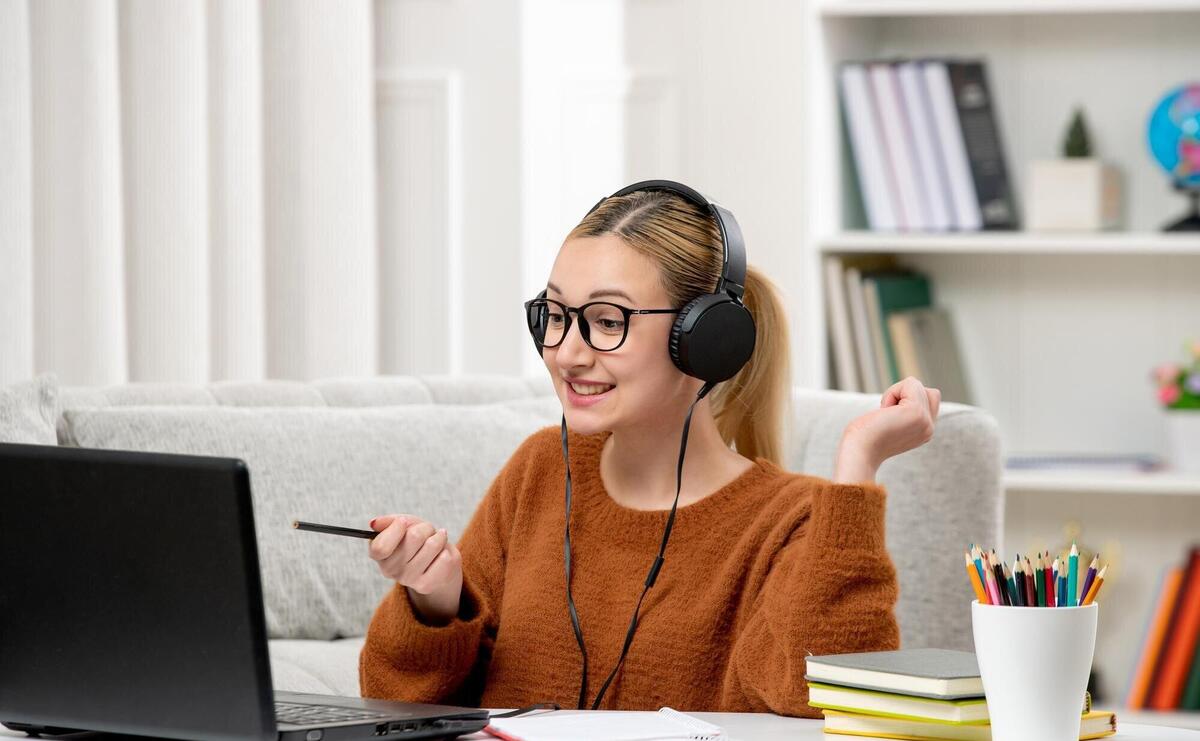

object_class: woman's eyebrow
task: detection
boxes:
[546,282,636,303]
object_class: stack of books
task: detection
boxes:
[823,258,971,400]
[839,58,1017,232]
[1127,545,1200,712]
[806,648,1117,740]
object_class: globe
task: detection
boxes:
[1148,83,1200,188]
[1148,83,1200,230]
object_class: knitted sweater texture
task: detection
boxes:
[359,426,900,717]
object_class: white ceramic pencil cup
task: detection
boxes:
[971,601,1098,741]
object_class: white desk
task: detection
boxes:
[0,713,1196,740]
[459,711,1200,740]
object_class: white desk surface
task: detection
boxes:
[0,712,1195,740]
[459,711,1200,741]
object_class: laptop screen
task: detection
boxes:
[0,443,276,740]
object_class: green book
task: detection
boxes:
[865,271,932,384]
[1183,624,1200,709]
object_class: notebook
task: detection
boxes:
[822,709,1117,740]
[805,648,984,699]
[483,708,727,741]
[807,682,989,724]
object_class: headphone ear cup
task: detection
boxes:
[528,289,548,356]
[668,293,756,383]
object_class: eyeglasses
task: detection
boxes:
[523,297,679,352]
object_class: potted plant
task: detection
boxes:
[1152,341,1200,473]
[1026,108,1123,231]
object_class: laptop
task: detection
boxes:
[0,442,491,741]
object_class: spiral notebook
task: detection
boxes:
[483,707,728,741]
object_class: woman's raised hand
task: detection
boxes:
[833,376,941,483]
[368,514,462,625]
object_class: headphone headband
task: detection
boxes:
[586,179,746,300]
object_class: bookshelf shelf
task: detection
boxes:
[1004,470,1200,496]
[817,0,1200,18]
[802,2,1200,714]
[819,232,1200,256]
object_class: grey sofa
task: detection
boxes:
[1,374,1001,700]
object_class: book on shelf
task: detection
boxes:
[841,57,1017,233]
[887,307,972,406]
[824,254,896,393]
[1149,546,1200,711]
[867,270,933,386]
[1125,547,1200,711]
[821,709,1117,741]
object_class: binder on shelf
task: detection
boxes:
[839,62,899,231]
[869,62,928,231]
[896,60,955,231]
[943,60,1018,230]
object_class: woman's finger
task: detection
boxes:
[928,387,942,419]
[396,521,437,564]
[368,516,409,561]
[407,528,449,576]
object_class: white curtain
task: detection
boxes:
[0,0,406,386]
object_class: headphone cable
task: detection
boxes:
[561,381,716,710]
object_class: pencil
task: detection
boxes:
[1013,557,1026,607]
[1082,565,1107,605]
[992,550,1010,606]
[1023,555,1036,608]
[1079,554,1100,603]
[292,520,378,539]
[1005,563,1019,607]
[1043,553,1054,607]
[966,551,989,604]
[1050,558,1059,607]
[1068,542,1080,607]
[972,545,987,591]
[982,551,1001,605]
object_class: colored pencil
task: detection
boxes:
[1005,563,1019,607]
[983,552,1002,606]
[1044,553,1055,607]
[1013,557,1026,607]
[966,550,989,604]
[992,550,1010,606]
[1082,565,1107,606]
[1024,554,1037,608]
[1079,554,1100,603]
[972,545,987,592]
[1068,542,1080,607]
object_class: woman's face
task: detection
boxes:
[542,234,698,436]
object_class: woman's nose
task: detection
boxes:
[554,316,593,367]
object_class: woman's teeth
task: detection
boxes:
[570,383,614,396]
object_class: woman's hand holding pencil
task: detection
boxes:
[966,543,1106,607]
[367,514,463,625]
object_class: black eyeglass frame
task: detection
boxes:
[523,297,679,352]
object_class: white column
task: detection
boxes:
[261,0,378,380]
[119,0,210,382]
[30,0,128,386]
[0,0,34,385]
[207,0,266,381]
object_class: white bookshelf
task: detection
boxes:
[801,0,1200,721]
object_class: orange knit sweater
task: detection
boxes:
[359,426,900,717]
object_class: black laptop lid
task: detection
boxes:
[0,443,276,741]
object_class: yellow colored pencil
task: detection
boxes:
[1082,565,1107,605]
[966,551,989,604]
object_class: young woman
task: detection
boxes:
[359,182,940,718]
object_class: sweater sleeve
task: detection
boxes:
[719,479,901,717]
[358,447,521,706]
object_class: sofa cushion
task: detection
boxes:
[0,373,59,444]
[61,398,561,641]
[269,637,365,696]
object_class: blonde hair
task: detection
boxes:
[567,190,790,465]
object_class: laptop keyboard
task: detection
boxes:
[275,700,392,726]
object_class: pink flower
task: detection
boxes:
[1159,384,1182,405]
[1155,363,1182,385]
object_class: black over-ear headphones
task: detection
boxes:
[532,179,756,384]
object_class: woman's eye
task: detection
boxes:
[597,319,625,332]
[547,314,566,327]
